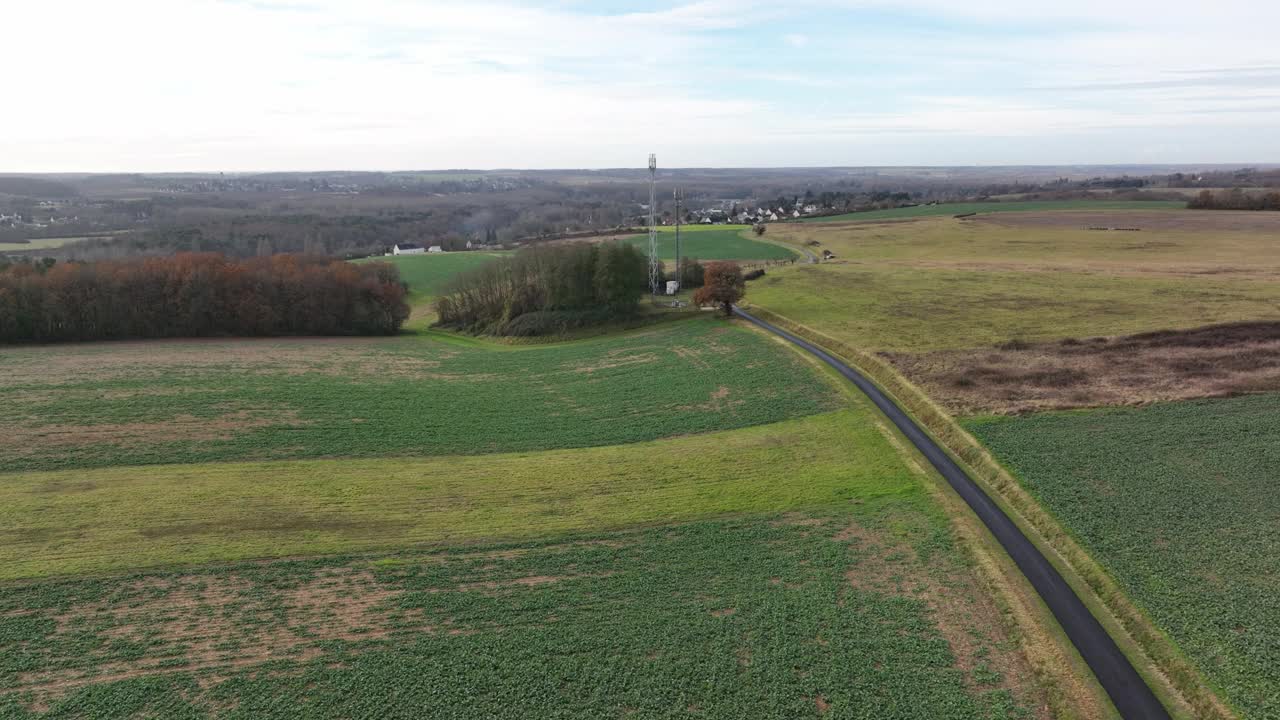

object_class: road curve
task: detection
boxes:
[734,307,1171,720]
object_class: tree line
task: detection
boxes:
[435,242,654,336]
[0,253,409,343]
[1187,189,1280,211]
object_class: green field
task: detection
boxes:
[965,394,1280,719]
[0,318,840,473]
[0,236,99,251]
[0,409,919,579]
[0,504,1040,719]
[748,216,1280,352]
[802,200,1184,223]
[0,316,1052,716]
[622,226,798,262]
[354,251,504,299]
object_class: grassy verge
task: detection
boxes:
[739,305,1227,719]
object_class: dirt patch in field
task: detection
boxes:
[0,337,473,388]
[8,555,621,708]
[836,522,1049,718]
[572,351,659,373]
[974,209,1280,233]
[886,321,1280,415]
[13,568,419,704]
[0,406,312,452]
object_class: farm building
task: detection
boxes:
[427,245,444,253]
[393,243,425,255]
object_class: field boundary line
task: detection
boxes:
[736,305,1232,720]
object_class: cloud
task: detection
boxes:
[0,0,1278,170]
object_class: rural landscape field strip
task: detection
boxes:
[0,318,840,472]
[0,409,916,580]
[966,395,1280,719]
[802,200,1184,223]
[621,227,797,262]
[734,307,1171,720]
[353,252,506,300]
[0,508,1042,719]
[749,263,1280,353]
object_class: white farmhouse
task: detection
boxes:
[427,245,444,253]
[392,243,425,255]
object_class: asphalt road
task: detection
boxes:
[734,307,1172,720]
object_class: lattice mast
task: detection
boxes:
[647,154,660,296]
[673,186,683,290]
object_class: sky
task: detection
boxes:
[4,0,1280,171]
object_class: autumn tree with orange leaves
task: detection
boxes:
[692,261,745,317]
[0,253,409,343]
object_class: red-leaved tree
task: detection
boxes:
[692,261,745,317]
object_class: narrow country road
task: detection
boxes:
[734,307,1171,720]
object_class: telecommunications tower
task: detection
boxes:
[673,186,684,291]
[647,154,660,296]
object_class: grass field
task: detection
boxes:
[0,236,98,251]
[0,408,915,579]
[748,215,1280,352]
[352,251,505,299]
[0,317,841,473]
[0,504,1043,719]
[965,394,1280,719]
[621,226,798,262]
[802,200,1185,223]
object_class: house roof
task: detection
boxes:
[395,243,422,249]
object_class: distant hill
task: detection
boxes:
[0,176,80,199]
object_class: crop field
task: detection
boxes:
[965,394,1280,719]
[0,317,841,473]
[0,409,918,579]
[748,214,1280,352]
[0,311,1057,716]
[0,502,1045,719]
[621,226,798,262]
[802,200,1184,223]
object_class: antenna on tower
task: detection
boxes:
[647,154,659,298]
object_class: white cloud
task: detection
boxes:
[1,0,1278,170]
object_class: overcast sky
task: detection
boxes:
[5,0,1280,172]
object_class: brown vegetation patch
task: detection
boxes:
[0,337,468,389]
[11,567,440,706]
[0,407,312,452]
[886,321,1280,414]
[572,351,659,373]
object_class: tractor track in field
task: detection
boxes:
[734,306,1171,720]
